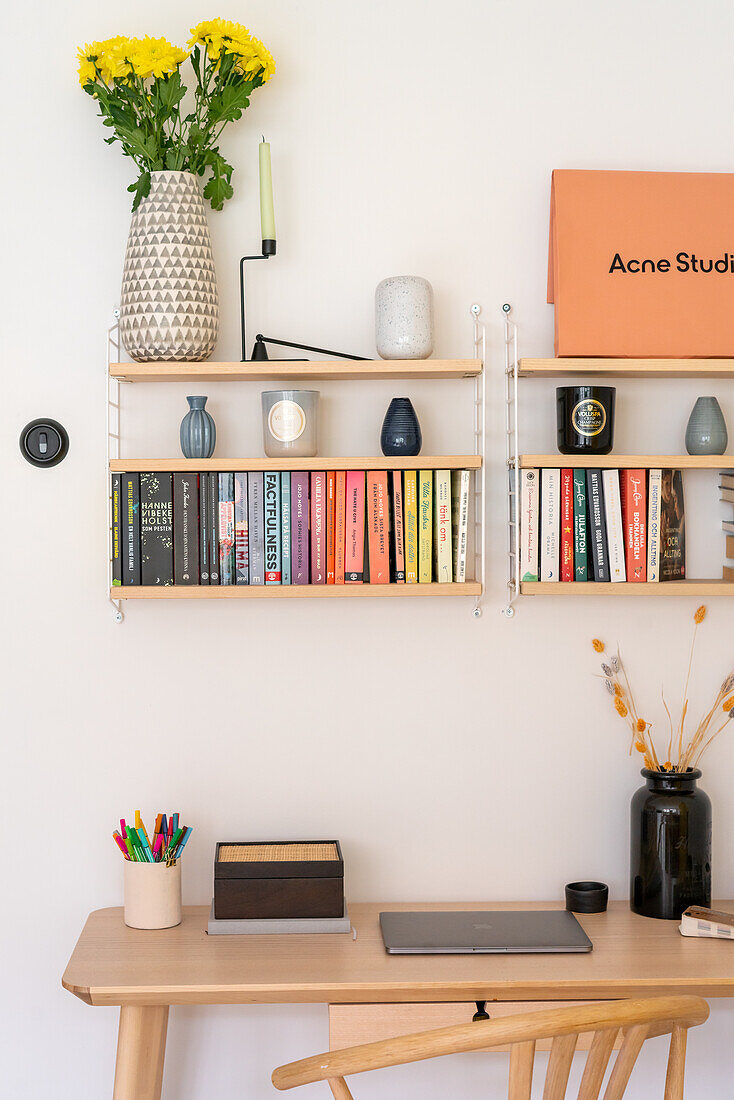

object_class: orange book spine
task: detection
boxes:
[326,471,336,583]
[334,471,346,583]
[367,470,390,584]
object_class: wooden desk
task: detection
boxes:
[62,900,734,1099]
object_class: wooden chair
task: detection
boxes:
[272,996,709,1100]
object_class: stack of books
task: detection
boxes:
[722,471,734,582]
[111,468,473,587]
[520,467,685,583]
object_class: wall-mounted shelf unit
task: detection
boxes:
[106,306,486,623]
[503,308,733,615]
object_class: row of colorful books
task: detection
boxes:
[722,472,734,582]
[111,469,473,587]
[520,467,686,583]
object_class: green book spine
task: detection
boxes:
[573,469,588,582]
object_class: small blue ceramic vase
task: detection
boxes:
[685,397,728,456]
[180,396,216,459]
[380,397,422,456]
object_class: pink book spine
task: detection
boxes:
[310,472,326,583]
[345,471,365,583]
[291,473,310,584]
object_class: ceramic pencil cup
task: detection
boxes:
[124,860,182,929]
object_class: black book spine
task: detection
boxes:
[199,472,209,583]
[586,469,610,582]
[140,472,174,586]
[121,474,141,585]
[174,473,200,585]
[111,473,122,587]
[208,472,220,584]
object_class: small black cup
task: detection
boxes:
[565,881,609,914]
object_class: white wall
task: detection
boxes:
[4,0,734,1095]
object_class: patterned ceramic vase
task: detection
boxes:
[380,398,422,456]
[685,397,728,455]
[119,171,219,363]
[180,396,216,459]
[375,276,434,360]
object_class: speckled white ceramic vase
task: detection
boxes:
[375,276,434,360]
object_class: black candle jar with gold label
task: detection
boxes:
[556,386,615,455]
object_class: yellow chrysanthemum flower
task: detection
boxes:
[96,36,135,82]
[188,19,275,80]
[127,36,188,79]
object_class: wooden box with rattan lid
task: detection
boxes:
[213,841,345,920]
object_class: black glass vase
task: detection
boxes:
[630,769,711,920]
[380,398,422,457]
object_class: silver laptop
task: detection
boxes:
[379,910,593,954]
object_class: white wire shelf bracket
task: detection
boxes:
[107,312,124,623]
[471,303,487,619]
[503,304,520,618]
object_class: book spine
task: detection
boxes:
[367,471,390,583]
[234,473,249,584]
[264,471,282,584]
[111,473,122,586]
[208,473,220,584]
[218,473,235,585]
[326,471,336,583]
[280,471,291,585]
[620,469,647,582]
[403,470,418,583]
[540,468,560,582]
[724,564,734,582]
[140,472,174,586]
[392,471,406,582]
[586,469,609,582]
[451,469,470,584]
[433,469,452,582]
[727,535,734,560]
[572,469,588,582]
[291,472,310,584]
[121,473,141,585]
[646,469,662,582]
[660,469,686,581]
[310,472,326,583]
[248,471,265,584]
[345,471,365,583]
[519,469,539,582]
[602,470,626,582]
[334,471,346,583]
[418,470,433,583]
[198,471,209,583]
[174,473,199,585]
[560,468,574,582]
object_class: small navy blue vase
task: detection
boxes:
[180,396,216,459]
[380,398,422,456]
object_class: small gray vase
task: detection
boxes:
[685,397,728,455]
[180,396,216,458]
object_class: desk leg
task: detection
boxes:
[113,1005,169,1100]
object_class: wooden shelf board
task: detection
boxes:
[519,455,734,470]
[110,359,482,382]
[518,358,734,379]
[112,583,481,600]
[110,456,481,473]
[521,581,734,597]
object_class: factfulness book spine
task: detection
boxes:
[560,468,574,582]
[647,468,662,582]
[602,470,626,583]
[572,469,588,582]
[519,468,539,582]
[248,472,265,585]
[264,471,281,584]
[540,468,560,582]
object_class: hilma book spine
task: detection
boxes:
[264,471,281,584]
[234,472,249,584]
[218,473,235,586]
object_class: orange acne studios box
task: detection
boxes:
[548,169,734,357]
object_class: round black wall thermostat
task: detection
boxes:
[20,419,69,468]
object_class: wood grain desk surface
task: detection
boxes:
[62,900,734,1008]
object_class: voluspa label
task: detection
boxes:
[572,398,606,438]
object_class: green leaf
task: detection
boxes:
[153,71,185,120]
[127,171,151,211]
[190,47,201,82]
[165,147,186,170]
[207,83,250,125]
[202,151,235,210]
